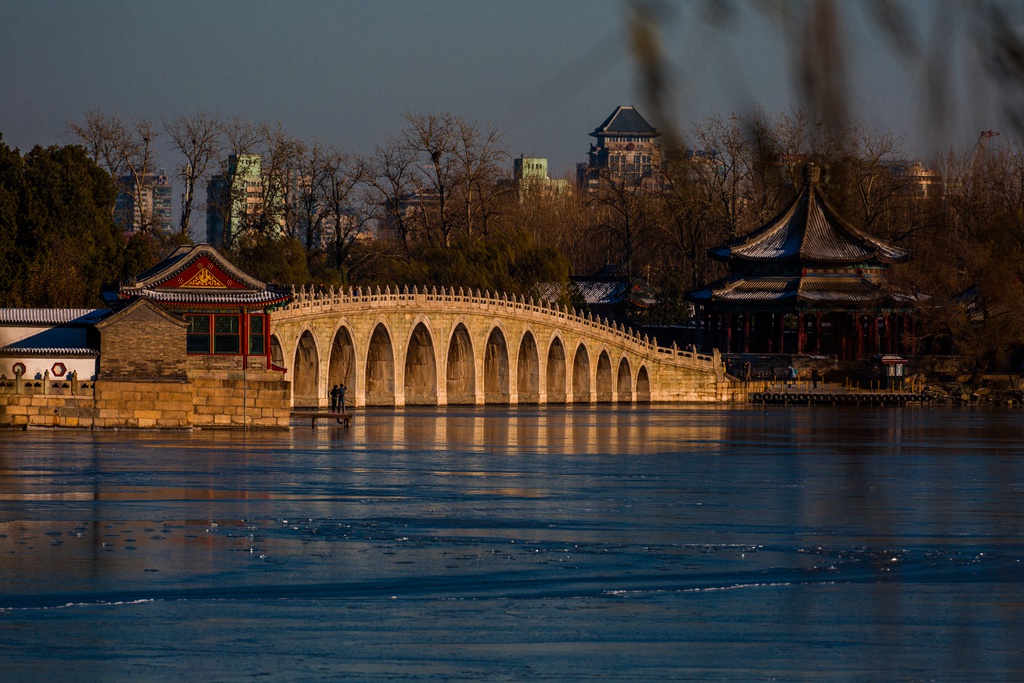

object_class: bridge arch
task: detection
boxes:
[636,365,651,402]
[596,350,613,402]
[572,342,591,403]
[446,321,476,405]
[484,324,510,404]
[404,320,438,405]
[270,333,284,369]
[616,356,633,402]
[365,321,396,406]
[546,334,567,403]
[293,328,320,408]
[269,286,729,407]
[516,328,540,404]
[327,323,356,399]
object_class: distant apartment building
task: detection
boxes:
[512,156,569,201]
[891,161,944,199]
[206,154,264,247]
[577,106,663,192]
[115,171,173,235]
[378,189,440,241]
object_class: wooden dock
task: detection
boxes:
[290,411,353,428]
[749,390,927,406]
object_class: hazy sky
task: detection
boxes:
[1,1,1010,187]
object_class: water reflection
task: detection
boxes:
[1,405,1022,681]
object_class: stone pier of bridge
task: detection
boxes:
[269,286,736,409]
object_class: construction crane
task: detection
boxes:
[968,129,1000,168]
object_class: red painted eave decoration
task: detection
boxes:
[156,256,249,290]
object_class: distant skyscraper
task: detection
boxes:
[206,154,264,247]
[115,171,173,235]
[577,106,662,191]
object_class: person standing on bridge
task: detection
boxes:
[338,383,347,414]
[330,385,340,413]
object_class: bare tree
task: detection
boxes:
[163,110,221,240]
[403,112,459,247]
[321,147,367,269]
[67,110,161,234]
[364,137,419,248]
[452,117,510,237]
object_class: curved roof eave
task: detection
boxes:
[709,183,910,264]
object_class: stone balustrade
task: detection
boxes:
[281,284,720,373]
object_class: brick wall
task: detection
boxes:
[97,300,188,379]
[190,370,291,428]
[0,372,291,430]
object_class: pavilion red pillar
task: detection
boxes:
[797,312,806,355]
[743,313,750,353]
[777,314,785,355]
[726,313,733,353]
[815,313,822,354]
[851,313,860,358]
[884,314,892,353]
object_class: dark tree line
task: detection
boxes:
[12,99,1024,376]
[0,134,152,307]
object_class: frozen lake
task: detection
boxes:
[2,405,1023,681]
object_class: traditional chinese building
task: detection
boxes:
[1,244,294,429]
[688,164,913,360]
[108,243,291,373]
[577,106,663,192]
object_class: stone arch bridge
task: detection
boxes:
[270,286,734,409]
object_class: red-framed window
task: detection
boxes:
[248,314,265,354]
[187,313,268,356]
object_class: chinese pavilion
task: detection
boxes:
[110,243,291,371]
[688,164,913,360]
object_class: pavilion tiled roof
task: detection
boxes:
[709,165,909,265]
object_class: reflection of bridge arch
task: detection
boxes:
[271,286,725,407]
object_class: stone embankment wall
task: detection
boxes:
[0,370,290,429]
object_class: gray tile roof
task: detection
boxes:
[0,346,99,357]
[133,290,289,304]
[709,166,909,265]
[591,106,659,137]
[0,309,111,326]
